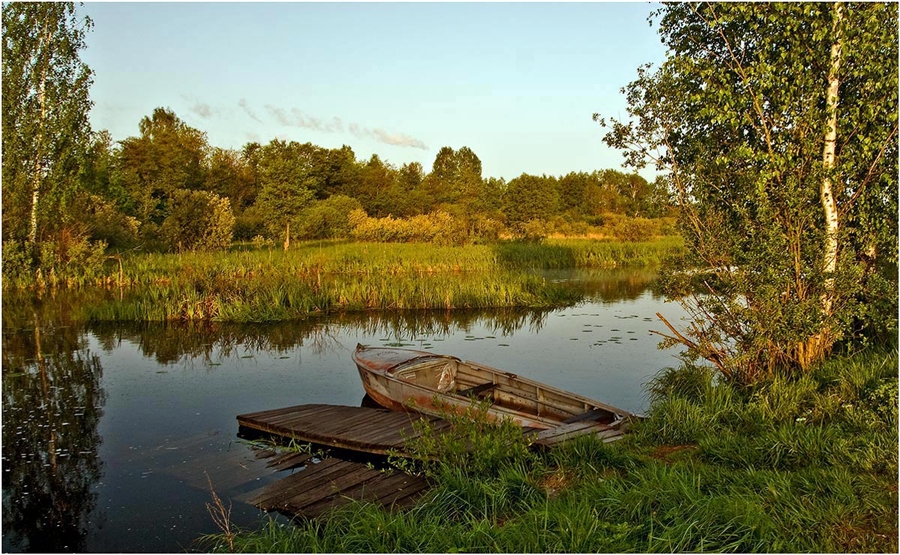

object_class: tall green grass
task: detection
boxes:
[77,238,679,322]
[199,346,898,553]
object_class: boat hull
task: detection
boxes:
[353,344,636,430]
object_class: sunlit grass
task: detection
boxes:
[199,345,897,553]
[79,238,679,322]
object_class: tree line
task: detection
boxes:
[81,107,673,251]
[10,105,675,255]
[2,3,673,266]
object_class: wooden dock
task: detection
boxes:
[238,403,628,454]
[235,403,627,520]
[238,404,452,456]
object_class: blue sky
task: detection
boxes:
[79,2,666,181]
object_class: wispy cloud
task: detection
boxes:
[259,102,427,150]
[264,104,292,126]
[239,98,262,123]
[349,123,427,150]
[291,108,344,133]
[182,94,216,120]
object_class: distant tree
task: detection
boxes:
[311,144,360,200]
[420,146,484,210]
[479,176,506,213]
[392,161,426,216]
[599,2,898,381]
[355,154,397,217]
[2,2,94,247]
[116,107,208,243]
[557,172,591,216]
[205,147,253,212]
[253,139,316,249]
[503,173,559,234]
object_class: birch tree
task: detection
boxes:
[598,2,898,382]
[2,2,94,247]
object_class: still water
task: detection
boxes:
[2,270,687,552]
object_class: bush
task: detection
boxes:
[297,195,362,239]
[2,229,108,289]
[349,209,472,245]
[233,205,267,241]
[520,219,552,241]
[160,190,235,252]
[2,240,32,283]
[83,194,140,249]
[610,217,658,242]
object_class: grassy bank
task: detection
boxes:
[75,238,680,322]
[199,346,898,553]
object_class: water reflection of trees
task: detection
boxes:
[541,268,660,303]
[2,294,105,552]
[87,307,559,363]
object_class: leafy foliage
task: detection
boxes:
[601,3,899,382]
[2,2,94,244]
[296,195,362,240]
[160,190,235,252]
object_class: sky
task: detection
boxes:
[78,2,667,181]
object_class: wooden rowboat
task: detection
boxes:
[352,344,639,431]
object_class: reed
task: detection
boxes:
[495,236,683,270]
[82,239,679,322]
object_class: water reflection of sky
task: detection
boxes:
[3,283,688,552]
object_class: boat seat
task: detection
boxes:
[562,408,613,424]
[457,382,498,398]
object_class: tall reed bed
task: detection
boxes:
[81,238,678,322]
[496,236,683,270]
[198,346,897,553]
[84,261,580,322]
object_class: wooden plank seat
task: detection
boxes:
[562,407,614,424]
[457,382,498,398]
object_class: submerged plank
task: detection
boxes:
[246,456,430,519]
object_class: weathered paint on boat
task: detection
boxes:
[352,344,638,430]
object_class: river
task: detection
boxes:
[1,269,686,552]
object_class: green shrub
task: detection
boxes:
[160,190,235,252]
[1,240,31,283]
[349,209,472,245]
[232,205,267,241]
[2,230,109,289]
[297,195,362,239]
[610,217,658,242]
[83,194,140,249]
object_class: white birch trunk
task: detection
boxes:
[29,18,51,246]
[820,1,843,317]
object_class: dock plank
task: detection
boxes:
[302,472,429,519]
[248,458,350,509]
[282,465,383,512]
[238,405,431,455]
